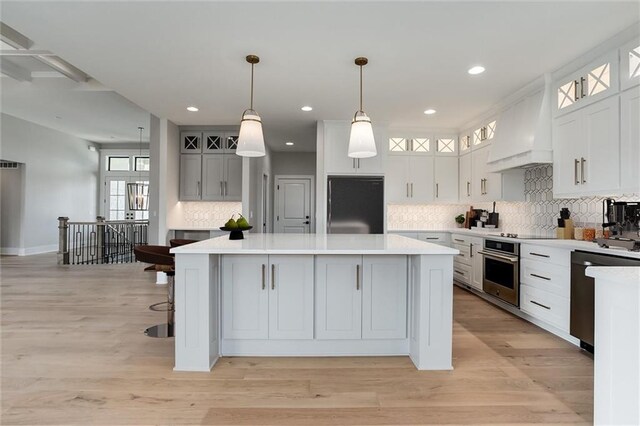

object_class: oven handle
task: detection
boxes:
[478,250,518,263]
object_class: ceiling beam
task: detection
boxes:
[0,49,55,56]
[0,59,32,82]
[33,55,88,83]
[0,22,33,50]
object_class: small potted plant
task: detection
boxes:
[455,214,465,228]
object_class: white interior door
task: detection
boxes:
[275,176,312,233]
[105,177,149,220]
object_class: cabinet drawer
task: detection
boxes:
[453,262,471,284]
[520,259,570,298]
[452,242,471,266]
[521,244,571,267]
[416,232,450,245]
[520,284,570,332]
[451,234,472,245]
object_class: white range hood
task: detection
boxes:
[487,75,553,172]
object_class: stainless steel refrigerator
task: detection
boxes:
[327,176,384,234]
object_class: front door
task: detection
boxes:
[274,177,312,233]
[105,177,149,220]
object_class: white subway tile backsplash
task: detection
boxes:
[388,165,638,237]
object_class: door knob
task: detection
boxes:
[304,221,310,224]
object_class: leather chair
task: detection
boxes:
[134,245,175,338]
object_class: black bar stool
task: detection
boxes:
[134,245,175,338]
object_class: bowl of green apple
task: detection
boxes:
[220,214,252,240]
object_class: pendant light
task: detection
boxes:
[348,57,377,158]
[127,127,149,211]
[237,54,266,157]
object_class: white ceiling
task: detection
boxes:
[1,1,638,152]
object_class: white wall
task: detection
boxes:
[245,149,272,233]
[0,166,25,252]
[0,113,99,254]
[148,115,179,245]
[270,152,316,176]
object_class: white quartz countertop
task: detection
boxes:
[171,233,460,255]
[586,266,640,283]
[389,228,640,259]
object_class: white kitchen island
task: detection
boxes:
[170,233,458,372]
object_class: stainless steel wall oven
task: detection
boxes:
[479,239,520,306]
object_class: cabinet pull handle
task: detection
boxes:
[357,159,360,169]
[225,181,228,196]
[580,157,586,184]
[356,264,360,290]
[531,300,551,310]
[574,79,581,101]
[531,273,551,281]
[271,264,275,290]
[220,181,224,196]
[467,181,471,196]
[530,252,550,258]
[454,238,465,243]
[261,264,266,290]
[406,183,409,197]
[425,237,439,240]
[436,183,439,198]
[454,269,465,276]
[458,253,465,257]
[580,76,586,98]
[483,179,487,195]
[410,183,413,197]
[574,159,580,185]
[470,243,473,258]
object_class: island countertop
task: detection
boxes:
[170,233,459,255]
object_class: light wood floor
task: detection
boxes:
[1,253,593,425]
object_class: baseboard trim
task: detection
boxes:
[1,244,58,256]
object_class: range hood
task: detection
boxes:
[487,75,553,172]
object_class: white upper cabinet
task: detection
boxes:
[323,121,385,174]
[458,152,472,202]
[386,155,434,204]
[434,156,459,203]
[203,131,239,154]
[620,38,640,90]
[620,87,640,193]
[553,95,620,197]
[554,51,619,117]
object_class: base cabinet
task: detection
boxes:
[315,255,408,340]
[315,256,362,339]
[222,255,314,340]
[362,256,407,339]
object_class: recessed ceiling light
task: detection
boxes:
[468,65,485,75]
[285,141,294,146]
[301,106,313,112]
[423,109,437,115]
[187,106,199,112]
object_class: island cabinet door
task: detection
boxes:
[222,255,269,339]
[268,255,314,340]
[315,255,362,340]
[362,255,408,339]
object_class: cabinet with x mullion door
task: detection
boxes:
[179,129,242,201]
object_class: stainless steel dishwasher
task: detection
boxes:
[570,250,640,352]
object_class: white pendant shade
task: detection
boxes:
[348,112,376,158]
[237,110,266,157]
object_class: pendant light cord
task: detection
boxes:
[359,65,363,111]
[250,63,254,110]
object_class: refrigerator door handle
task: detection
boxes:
[327,179,332,233]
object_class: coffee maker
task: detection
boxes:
[598,199,640,251]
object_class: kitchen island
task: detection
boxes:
[170,233,458,372]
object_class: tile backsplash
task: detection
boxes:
[388,165,638,237]
[172,201,242,228]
